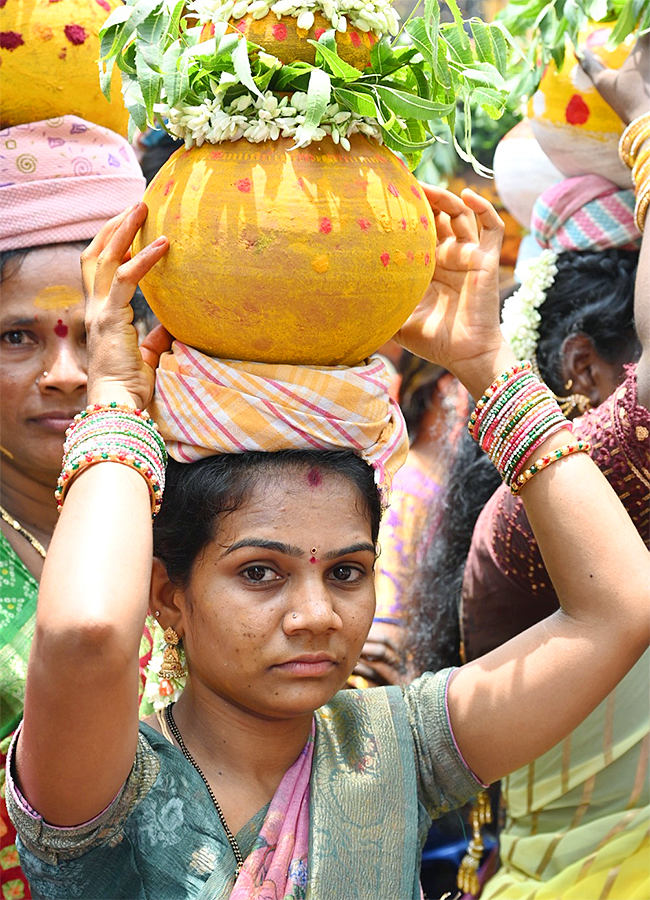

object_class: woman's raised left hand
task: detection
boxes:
[81,202,171,410]
[394,187,515,400]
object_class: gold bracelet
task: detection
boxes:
[511,440,592,496]
[635,185,650,233]
[619,112,650,168]
[632,146,650,185]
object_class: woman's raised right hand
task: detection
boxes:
[81,202,171,410]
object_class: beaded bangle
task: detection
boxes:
[618,112,650,168]
[510,440,592,496]
[468,364,570,489]
[498,413,568,482]
[468,361,532,436]
[56,404,167,517]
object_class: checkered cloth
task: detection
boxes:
[150,342,409,494]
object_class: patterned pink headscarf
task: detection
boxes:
[530,174,641,252]
[0,116,145,250]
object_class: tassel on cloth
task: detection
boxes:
[456,791,493,897]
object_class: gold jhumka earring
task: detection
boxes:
[158,626,186,678]
[531,356,592,419]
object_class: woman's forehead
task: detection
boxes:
[215,468,373,545]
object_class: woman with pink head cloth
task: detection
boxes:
[0,115,146,898]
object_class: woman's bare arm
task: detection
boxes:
[16,204,170,825]
[397,186,649,785]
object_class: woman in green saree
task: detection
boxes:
[5,181,650,899]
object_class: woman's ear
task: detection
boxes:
[149,557,185,636]
[561,333,603,405]
[561,332,625,406]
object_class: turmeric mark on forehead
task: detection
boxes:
[34,285,83,310]
[307,467,322,488]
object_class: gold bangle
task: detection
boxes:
[619,112,650,168]
[511,440,592,496]
[635,187,650,233]
[632,145,650,184]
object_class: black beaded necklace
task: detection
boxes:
[165,703,244,877]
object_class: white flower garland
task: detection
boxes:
[501,249,558,360]
[188,0,400,36]
[160,89,383,149]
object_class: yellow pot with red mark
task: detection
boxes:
[201,13,375,70]
[0,0,128,135]
[134,135,436,366]
[528,25,635,188]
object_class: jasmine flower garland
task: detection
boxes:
[187,0,400,36]
[161,90,383,149]
[501,249,558,361]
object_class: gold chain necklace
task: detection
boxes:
[165,703,245,877]
[0,505,47,559]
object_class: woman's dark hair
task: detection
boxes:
[407,431,500,674]
[535,248,639,393]
[397,351,447,443]
[154,449,382,586]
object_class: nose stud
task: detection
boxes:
[292,613,298,619]
[36,371,49,385]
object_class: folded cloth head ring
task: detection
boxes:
[149,342,409,500]
[530,173,641,253]
[0,116,145,251]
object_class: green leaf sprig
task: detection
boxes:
[99,0,513,171]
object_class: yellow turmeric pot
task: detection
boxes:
[0,0,128,135]
[528,25,634,188]
[134,134,436,365]
[201,14,374,70]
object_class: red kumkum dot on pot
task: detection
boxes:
[314,28,326,39]
[350,31,362,48]
[236,178,252,193]
[411,185,422,199]
[0,31,24,50]
[388,183,399,197]
[64,24,88,45]
[272,23,288,41]
[565,94,590,125]
[380,252,390,267]
[420,216,429,229]
[357,218,371,231]
[95,0,111,10]
[319,217,332,234]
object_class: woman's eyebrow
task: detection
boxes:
[322,543,376,560]
[0,317,39,328]
[223,538,304,557]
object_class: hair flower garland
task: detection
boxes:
[501,249,558,361]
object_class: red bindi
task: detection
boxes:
[54,319,68,337]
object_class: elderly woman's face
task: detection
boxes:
[0,245,87,478]
[174,468,377,719]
